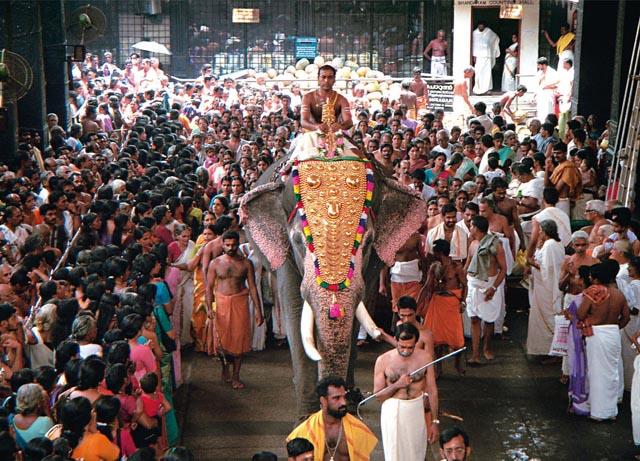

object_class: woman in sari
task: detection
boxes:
[502,34,519,92]
[167,224,196,349]
[144,265,180,448]
[425,152,448,186]
[171,222,218,353]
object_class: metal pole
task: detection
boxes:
[608,18,640,199]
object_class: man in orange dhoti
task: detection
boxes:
[207,231,263,389]
[380,233,426,317]
[423,239,467,374]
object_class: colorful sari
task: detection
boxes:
[567,295,589,415]
[191,235,208,352]
[153,282,180,446]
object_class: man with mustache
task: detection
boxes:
[373,322,439,461]
[206,230,263,389]
[287,376,378,461]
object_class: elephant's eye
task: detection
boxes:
[345,175,360,190]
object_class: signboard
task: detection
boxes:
[500,4,523,19]
[232,8,260,23]
[295,37,318,60]
[426,80,454,112]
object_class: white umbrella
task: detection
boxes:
[132,41,172,55]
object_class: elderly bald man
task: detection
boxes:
[584,200,609,253]
[431,129,453,160]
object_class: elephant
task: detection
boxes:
[241,154,427,418]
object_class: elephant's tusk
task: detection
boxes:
[301,301,322,362]
[356,302,381,340]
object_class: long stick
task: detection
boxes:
[356,347,466,420]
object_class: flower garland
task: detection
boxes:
[316,131,345,158]
[291,159,374,292]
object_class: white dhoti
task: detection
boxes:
[632,354,640,444]
[623,316,640,390]
[288,131,358,165]
[390,259,422,283]
[381,395,427,461]
[586,325,622,420]
[473,57,494,94]
[556,197,571,217]
[527,239,564,355]
[466,275,503,323]
[536,88,556,121]
[431,56,447,77]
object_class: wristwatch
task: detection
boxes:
[432,419,440,425]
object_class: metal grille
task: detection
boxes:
[74,0,429,78]
[187,0,424,77]
[117,2,172,72]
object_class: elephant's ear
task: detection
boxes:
[373,178,427,266]
[240,182,290,270]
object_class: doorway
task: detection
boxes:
[471,7,520,93]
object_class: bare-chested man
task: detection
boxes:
[410,67,429,108]
[453,67,475,115]
[423,30,448,77]
[374,323,439,460]
[380,232,425,315]
[465,215,507,364]
[577,262,629,420]
[479,197,515,257]
[422,239,467,374]
[301,65,353,134]
[374,143,395,177]
[206,231,263,389]
[499,85,527,121]
[399,81,418,119]
[583,199,609,252]
[560,231,597,295]
[287,376,378,461]
[488,178,525,251]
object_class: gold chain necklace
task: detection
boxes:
[325,422,343,461]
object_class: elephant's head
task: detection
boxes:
[242,158,426,378]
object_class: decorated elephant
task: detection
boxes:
[242,153,427,417]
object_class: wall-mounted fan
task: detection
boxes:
[67,5,107,46]
[0,49,34,108]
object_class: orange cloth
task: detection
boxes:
[215,289,251,356]
[390,281,423,313]
[72,432,120,461]
[287,410,378,461]
[423,289,465,348]
[550,160,581,197]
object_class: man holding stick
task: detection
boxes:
[373,322,439,461]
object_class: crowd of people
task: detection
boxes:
[0,44,634,461]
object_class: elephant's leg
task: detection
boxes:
[277,259,319,419]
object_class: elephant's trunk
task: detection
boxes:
[301,300,322,362]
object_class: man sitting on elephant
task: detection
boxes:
[289,64,356,163]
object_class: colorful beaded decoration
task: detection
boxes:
[291,158,374,293]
